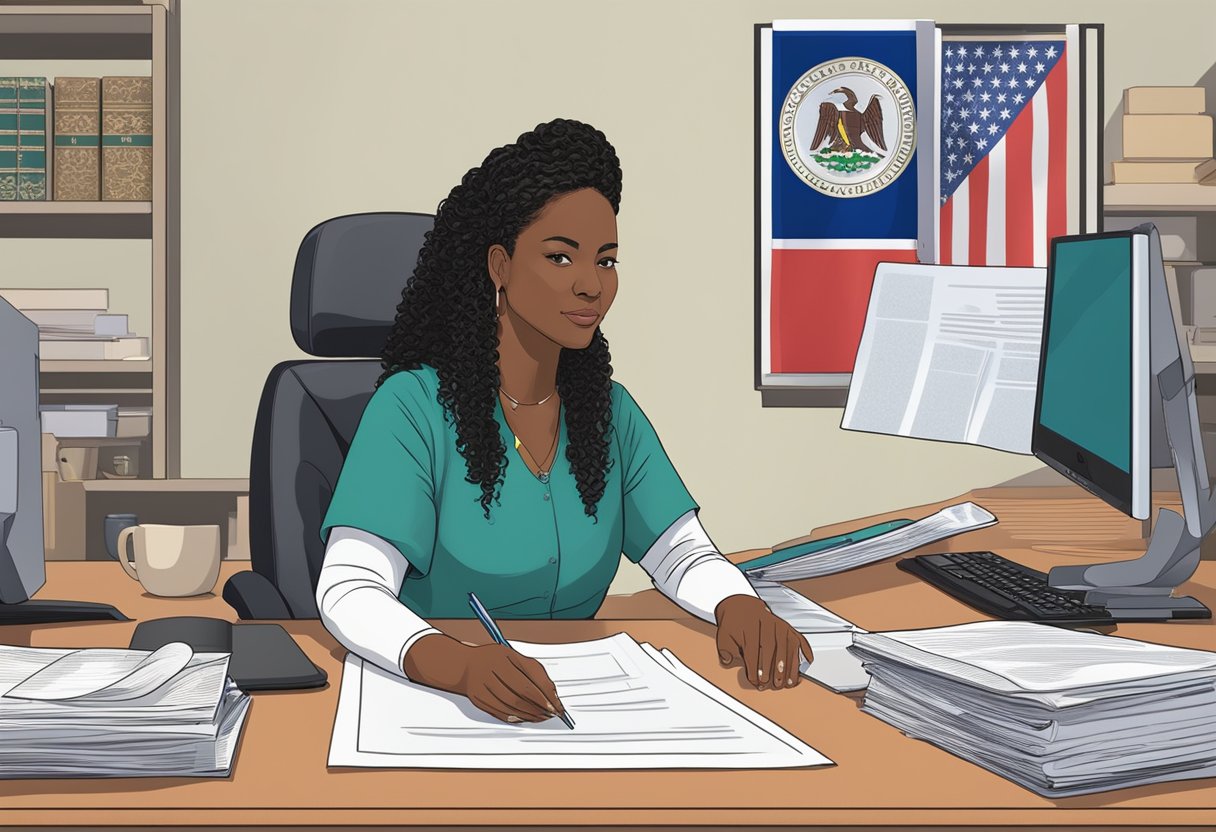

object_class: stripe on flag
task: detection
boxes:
[937,38,1070,267]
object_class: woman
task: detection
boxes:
[317,118,811,725]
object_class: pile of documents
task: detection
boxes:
[329,632,832,769]
[742,502,996,582]
[850,621,1216,796]
[0,642,250,778]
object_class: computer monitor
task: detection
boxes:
[0,296,125,623]
[0,299,47,604]
[1032,224,1214,603]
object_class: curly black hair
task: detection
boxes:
[379,118,621,520]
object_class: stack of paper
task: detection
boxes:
[329,632,832,769]
[0,642,250,778]
[743,502,997,582]
[850,621,1216,796]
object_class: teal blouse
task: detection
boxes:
[319,364,698,620]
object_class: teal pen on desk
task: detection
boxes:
[467,592,576,730]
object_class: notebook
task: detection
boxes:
[130,616,327,691]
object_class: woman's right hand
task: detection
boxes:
[401,632,567,724]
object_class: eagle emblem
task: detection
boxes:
[779,57,916,198]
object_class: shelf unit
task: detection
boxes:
[1104,183,1216,376]
[0,0,180,479]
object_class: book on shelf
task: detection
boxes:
[39,336,147,361]
[1122,114,1214,160]
[17,77,52,201]
[1111,158,1216,184]
[1,77,53,201]
[101,76,152,202]
[0,78,13,199]
[25,311,130,338]
[52,77,100,201]
[40,404,118,438]
[0,77,53,201]
[1123,85,1206,115]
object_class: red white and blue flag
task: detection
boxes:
[937,37,1073,267]
[758,20,935,383]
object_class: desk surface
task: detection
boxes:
[2,485,1214,830]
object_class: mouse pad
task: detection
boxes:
[130,617,328,691]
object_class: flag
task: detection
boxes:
[937,37,1072,267]
[758,20,936,391]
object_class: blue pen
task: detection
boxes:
[467,592,575,730]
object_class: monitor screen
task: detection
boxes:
[1034,231,1146,519]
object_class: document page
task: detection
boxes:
[843,262,1046,454]
[328,633,833,769]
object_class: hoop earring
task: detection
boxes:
[495,289,503,319]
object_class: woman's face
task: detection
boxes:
[488,187,619,350]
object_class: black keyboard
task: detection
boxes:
[898,551,1115,625]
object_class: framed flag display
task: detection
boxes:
[756,20,1102,407]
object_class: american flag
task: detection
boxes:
[938,39,1070,267]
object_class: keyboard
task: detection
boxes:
[898,551,1115,625]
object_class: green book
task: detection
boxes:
[0,78,17,200]
[17,77,49,200]
[736,518,914,574]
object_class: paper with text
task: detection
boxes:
[328,632,833,769]
[843,262,1046,454]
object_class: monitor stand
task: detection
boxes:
[1047,225,1213,620]
[0,516,129,624]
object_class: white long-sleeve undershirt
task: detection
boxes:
[315,509,758,679]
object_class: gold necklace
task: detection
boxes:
[499,386,555,411]
[514,425,559,480]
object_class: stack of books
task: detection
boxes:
[850,621,1216,796]
[0,287,148,361]
[0,75,152,201]
[1113,86,1216,185]
[0,642,250,778]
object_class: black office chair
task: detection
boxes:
[222,211,434,620]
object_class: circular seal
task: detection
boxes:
[779,57,916,198]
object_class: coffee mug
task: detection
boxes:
[104,513,139,560]
[117,524,222,597]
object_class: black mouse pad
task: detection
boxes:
[130,616,328,691]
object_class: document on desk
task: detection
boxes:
[328,632,833,769]
[750,580,871,693]
[0,642,250,778]
[843,261,1045,454]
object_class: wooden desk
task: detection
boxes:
[2,485,1214,830]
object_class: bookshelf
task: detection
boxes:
[0,0,179,479]
[1104,183,1216,377]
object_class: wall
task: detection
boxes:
[8,1,1215,592]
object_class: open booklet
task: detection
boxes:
[842,261,1046,454]
[329,632,832,770]
[740,501,997,583]
[0,642,249,778]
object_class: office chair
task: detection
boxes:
[222,211,434,619]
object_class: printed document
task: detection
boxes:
[843,262,1046,454]
[328,632,832,769]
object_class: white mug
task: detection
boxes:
[117,524,221,597]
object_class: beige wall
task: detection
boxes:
[9,1,1216,592]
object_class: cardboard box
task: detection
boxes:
[1124,86,1206,115]
[1192,268,1216,328]
[226,495,250,560]
[1104,215,1197,260]
[1112,158,1216,184]
[40,433,59,473]
[1122,114,1213,159]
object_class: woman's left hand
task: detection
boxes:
[714,594,812,690]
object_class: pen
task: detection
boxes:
[467,592,575,730]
